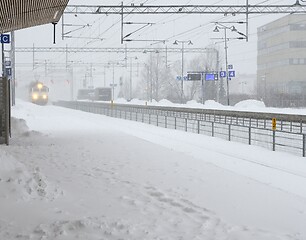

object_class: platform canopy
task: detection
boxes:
[0,0,69,33]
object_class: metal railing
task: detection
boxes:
[54,101,306,157]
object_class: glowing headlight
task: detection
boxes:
[37,83,43,89]
[32,94,38,100]
[42,94,47,99]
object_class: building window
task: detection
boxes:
[289,41,306,48]
[289,58,306,65]
[290,24,306,31]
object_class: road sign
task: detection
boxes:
[228,64,233,69]
[272,118,277,130]
[229,70,235,78]
[6,68,11,76]
[176,76,182,81]
[0,34,10,44]
[205,73,218,81]
[110,83,117,87]
[183,76,188,81]
[220,71,226,78]
[5,60,11,67]
[187,73,202,81]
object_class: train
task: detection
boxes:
[77,87,112,101]
[29,81,49,105]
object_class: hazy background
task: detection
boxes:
[13,0,292,101]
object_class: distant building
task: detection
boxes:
[230,73,256,95]
[257,14,306,107]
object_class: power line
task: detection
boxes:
[64,2,306,15]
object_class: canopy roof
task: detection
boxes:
[0,0,69,33]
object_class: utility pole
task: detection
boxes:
[104,65,106,87]
[32,43,35,70]
[213,23,246,105]
[70,67,74,100]
[129,58,132,100]
[125,56,137,100]
[156,52,159,101]
[150,52,153,102]
[10,31,15,106]
[112,63,115,101]
[224,28,230,106]
[65,44,68,70]
[173,40,193,103]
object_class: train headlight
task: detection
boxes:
[42,94,47,99]
[32,93,38,100]
[37,83,43,89]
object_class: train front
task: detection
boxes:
[30,82,49,105]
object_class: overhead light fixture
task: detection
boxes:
[231,26,237,32]
[213,26,219,32]
[173,40,178,45]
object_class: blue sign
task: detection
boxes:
[0,34,10,44]
[183,76,188,81]
[229,71,235,78]
[5,60,11,67]
[220,71,226,78]
[205,73,218,81]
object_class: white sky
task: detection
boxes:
[0,98,305,239]
[11,0,300,96]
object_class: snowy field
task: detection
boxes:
[1,99,306,239]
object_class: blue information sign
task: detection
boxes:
[229,71,235,78]
[205,73,218,81]
[0,34,10,44]
[220,71,226,78]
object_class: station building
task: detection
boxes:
[257,14,306,107]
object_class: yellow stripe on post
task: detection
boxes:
[272,118,277,131]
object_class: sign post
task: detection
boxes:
[272,118,277,131]
[272,118,276,151]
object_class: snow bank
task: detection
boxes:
[234,99,266,109]
[204,100,225,109]
[0,149,61,202]
[0,118,62,202]
[115,98,127,104]
[2,100,305,239]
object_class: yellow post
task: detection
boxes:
[272,118,277,131]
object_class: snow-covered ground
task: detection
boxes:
[1,99,306,239]
[115,98,306,116]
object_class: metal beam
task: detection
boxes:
[15,47,213,54]
[64,2,306,15]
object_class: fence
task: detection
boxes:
[54,101,306,157]
[0,77,9,145]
